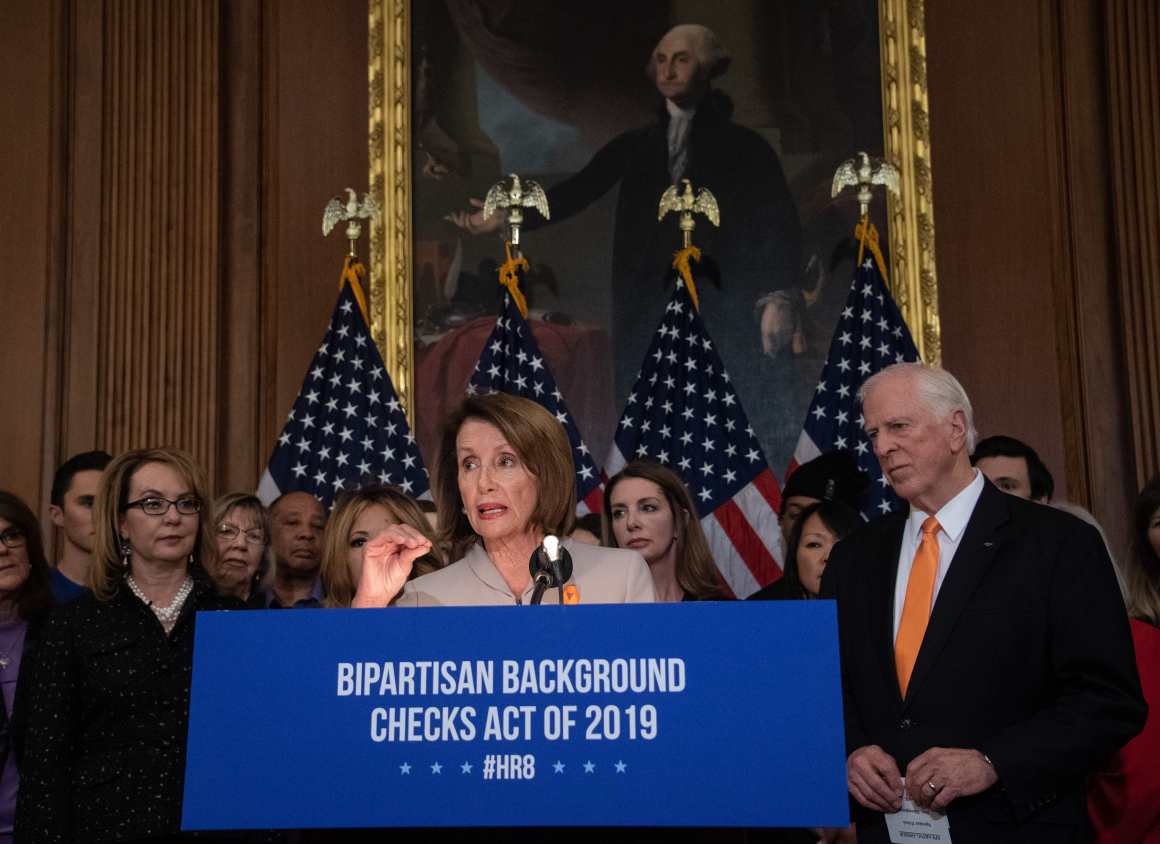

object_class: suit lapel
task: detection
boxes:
[903,482,1010,706]
[870,514,907,711]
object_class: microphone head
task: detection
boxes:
[528,536,573,588]
[554,545,574,584]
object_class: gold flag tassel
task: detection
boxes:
[339,254,371,324]
[497,240,530,318]
[671,245,702,312]
[855,215,890,283]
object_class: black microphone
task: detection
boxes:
[528,535,574,605]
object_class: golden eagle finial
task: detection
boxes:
[831,152,900,218]
[322,188,379,257]
[482,173,550,247]
[658,179,720,249]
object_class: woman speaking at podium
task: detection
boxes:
[352,394,655,607]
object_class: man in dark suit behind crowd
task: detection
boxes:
[823,362,1145,843]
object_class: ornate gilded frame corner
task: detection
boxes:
[368,0,942,423]
[368,0,414,410]
[879,0,941,364]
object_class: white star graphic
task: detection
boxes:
[553,761,565,774]
[460,761,472,774]
[614,760,627,773]
[583,761,595,774]
[430,762,443,774]
[399,762,411,775]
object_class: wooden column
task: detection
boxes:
[1106,0,1160,486]
[94,0,222,484]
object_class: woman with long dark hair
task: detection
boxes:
[0,491,53,842]
[749,500,860,601]
[602,461,729,601]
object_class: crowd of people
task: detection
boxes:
[0,366,1155,842]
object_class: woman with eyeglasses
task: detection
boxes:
[0,492,54,843]
[207,493,272,607]
[16,447,240,842]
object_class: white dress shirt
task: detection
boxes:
[892,469,986,640]
[665,99,695,183]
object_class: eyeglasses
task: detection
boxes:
[0,529,26,549]
[217,523,266,545]
[124,496,202,516]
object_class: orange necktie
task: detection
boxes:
[895,516,941,696]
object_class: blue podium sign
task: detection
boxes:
[182,602,848,829]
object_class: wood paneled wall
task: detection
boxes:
[0,0,367,515]
[95,0,221,469]
[1,0,66,514]
[926,0,1143,559]
[1107,0,1160,488]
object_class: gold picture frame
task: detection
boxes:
[368,0,940,422]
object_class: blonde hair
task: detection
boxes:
[91,448,215,600]
[211,492,274,594]
[321,485,445,608]
[434,394,576,562]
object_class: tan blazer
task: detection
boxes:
[398,538,656,606]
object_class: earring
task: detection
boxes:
[119,537,132,568]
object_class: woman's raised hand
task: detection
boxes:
[351,524,433,608]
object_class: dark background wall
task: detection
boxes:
[1,0,1156,561]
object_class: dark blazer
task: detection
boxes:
[822,480,1147,843]
[14,575,239,843]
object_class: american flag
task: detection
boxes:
[257,257,428,508]
[788,222,920,518]
[604,271,784,598]
[467,293,605,514]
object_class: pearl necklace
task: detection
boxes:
[126,574,193,631]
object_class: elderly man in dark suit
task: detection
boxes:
[823,362,1146,843]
